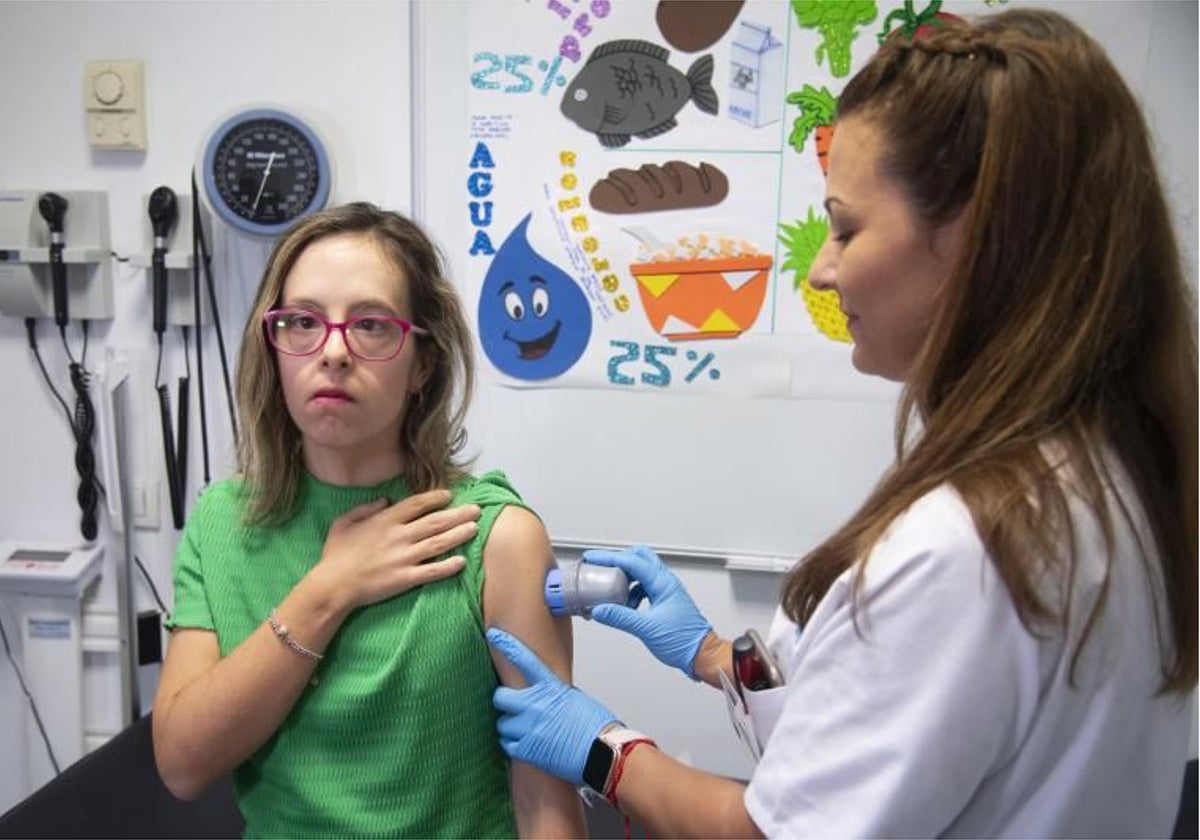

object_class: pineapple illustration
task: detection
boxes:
[778,208,850,342]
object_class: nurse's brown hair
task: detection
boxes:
[783,9,1197,691]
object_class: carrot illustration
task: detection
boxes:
[786,85,838,177]
[814,124,834,177]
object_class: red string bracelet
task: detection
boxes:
[605,737,656,811]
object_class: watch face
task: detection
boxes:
[203,109,331,236]
[583,738,615,794]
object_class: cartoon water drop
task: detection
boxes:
[478,213,592,380]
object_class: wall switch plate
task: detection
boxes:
[130,479,160,530]
[84,59,147,151]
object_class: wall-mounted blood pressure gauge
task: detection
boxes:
[200,106,332,238]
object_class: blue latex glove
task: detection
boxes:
[583,544,713,680]
[487,627,618,785]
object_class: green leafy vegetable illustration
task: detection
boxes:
[791,0,879,77]
[877,0,957,45]
[779,207,829,287]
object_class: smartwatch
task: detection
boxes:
[582,726,650,794]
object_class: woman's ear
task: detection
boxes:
[933,207,970,264]
[408,343,434,397]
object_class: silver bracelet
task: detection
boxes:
[267,608,324,662]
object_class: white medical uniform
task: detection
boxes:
[743,466,1191,838]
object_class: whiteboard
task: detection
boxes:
[414,0,902,563]
[412,0,1186,565]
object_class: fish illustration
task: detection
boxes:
[560,39,719,148]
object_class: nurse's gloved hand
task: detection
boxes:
[488,627,618,785]
[584,545,713,680]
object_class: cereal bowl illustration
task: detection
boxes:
[626,227,772,341]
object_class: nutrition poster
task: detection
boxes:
[464,0,993,399]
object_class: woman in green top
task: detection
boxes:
[152,202,584,837]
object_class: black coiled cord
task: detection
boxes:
[69,361,99,540]
[25,318,103,542]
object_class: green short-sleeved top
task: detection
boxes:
[166,469,524,838]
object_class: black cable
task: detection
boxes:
[58,323,75,365]
[26,318,74,428]
[182,326,192,379]
[69,362,99,541]
[26,318,103,538]
[190,170,212,487]
[72,322,100,539]
[178,327,191,509]
[153,333,165,389]
[133,555,169,615]
[202,249,238,444]
[0,609,61,775]
[154,326,189,529]
[157,380,184,529]
[191,169,238,446]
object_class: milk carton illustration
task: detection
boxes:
[728,21,783,128]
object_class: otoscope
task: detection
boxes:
[148,186,178,337]
[37,192,69,328]
[147,186,188,529]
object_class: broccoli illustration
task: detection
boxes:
[791,0,879,77]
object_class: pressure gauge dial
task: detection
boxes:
[200,107,332,237]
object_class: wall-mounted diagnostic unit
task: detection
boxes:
[0,542,103,794]
[130,191,212,327]
[0,190,113,321]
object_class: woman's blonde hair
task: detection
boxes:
[235,202,475,524]
[783,9,1197,691]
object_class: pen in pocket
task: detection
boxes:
[732,634,769,701]
[732,628,784,702]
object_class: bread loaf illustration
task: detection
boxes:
[589,161,729,214]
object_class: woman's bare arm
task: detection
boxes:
[483,505,587,838]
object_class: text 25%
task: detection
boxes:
[471,53,568,96]
[608,341,721,388]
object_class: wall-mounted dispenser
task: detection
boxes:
[0,190,113,321]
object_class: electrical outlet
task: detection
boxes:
[131,479,160,530]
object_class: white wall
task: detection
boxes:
[0,0,1195,819]
[0,0,412,812]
